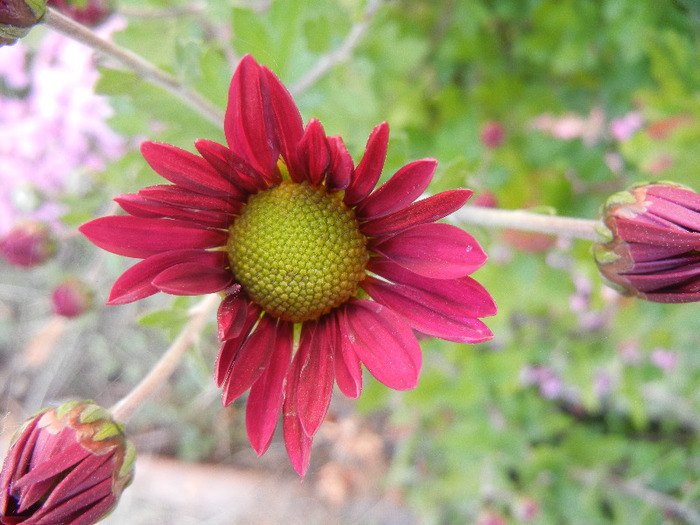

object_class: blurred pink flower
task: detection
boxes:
[650,348,677,372]
[532,107,605,146]
[610,111,644,141]
[0,18,126,234]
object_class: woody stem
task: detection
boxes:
[456,206,599,241]
[110,294,219,422]
[43,8,225,126]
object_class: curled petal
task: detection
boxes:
[195,139,274,191]
[340,300,421,390]
[108,250,228,305]
[261,65,305,171]
[283,345,313,478]
[361,189,473,237]
[225,54,279,176]
[297,119,330,185]
[79,216,227,259]
[137,185,241,213]
[362,275,495,344]
[140,141,236,196]
[332,311,362,399]
[344,122,389,206]
[151,262,233,295]
[370,223,488,279]
[221,314,279,406]
[246,321,293,456]
[214,302,262,388]
[297,318,336,437]
[217,290,254,342]
[356,159,437,220]
[367,258,498,318]
[115,193,234,228]
[326,136,354,192]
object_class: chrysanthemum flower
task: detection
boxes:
[80,55,496,476]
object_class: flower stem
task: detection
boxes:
[110,294,220,422]
[456,206,599,241]
[43,8,225,127]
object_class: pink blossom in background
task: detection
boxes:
[650,348,677,373]
[531,107,605,146]
[610,111,644,141]
[0,18,126,234]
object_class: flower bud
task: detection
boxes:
[0,222,56,268]
[0,400,135,525]
[593,182,700,303]
[51,279,94,318]
[480,121,505,149]
[47,0,112,27]
[0,0,47,47]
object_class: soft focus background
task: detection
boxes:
[2,0,700,523]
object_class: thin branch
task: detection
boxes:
[110,294,220,422]
[575,469,700,525]
[290,0,383,96]
[455,206,599,241]
[43,8,225,127]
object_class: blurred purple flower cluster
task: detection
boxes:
[0,19,126,234]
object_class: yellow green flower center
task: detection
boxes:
[226,181,369,323]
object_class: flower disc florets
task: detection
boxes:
[227,181,369,322]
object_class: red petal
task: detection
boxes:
[195,139,275,191]
[356,159,437,220]
[370,223,488,279]
[214,302,261,388]
[141,141,235,196]
[297,318,336,437]
[261,65,305,171]
[216,291,254,342]
[326,136,354,192]
[246,321,293,456]
[115,193,233,228]
[138,185,240,213]
[221,314,279,406]
[332,310,363,399]
[361,189,473,236]
[344,122,389,206]
[80,216,227,259]
[340,300,421,390]
[362,276,495,344]
[283,346,313,478]
[297,118,329,185]
[151,262,233,295]
[108,249,228,305]
[368,258,498,318]
[225,55,279,175]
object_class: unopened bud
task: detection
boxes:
[52,278,94,318]
[0,222,56,267]
[593,182,700,303]
[0,400,135,524]
[0,0,47,46]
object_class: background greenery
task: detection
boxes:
[4,0,700,523]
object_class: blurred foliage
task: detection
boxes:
[5,0,700,523]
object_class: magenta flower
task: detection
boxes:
[594,182,700,303]
[80,54,496,476]
[0,401,134,525]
